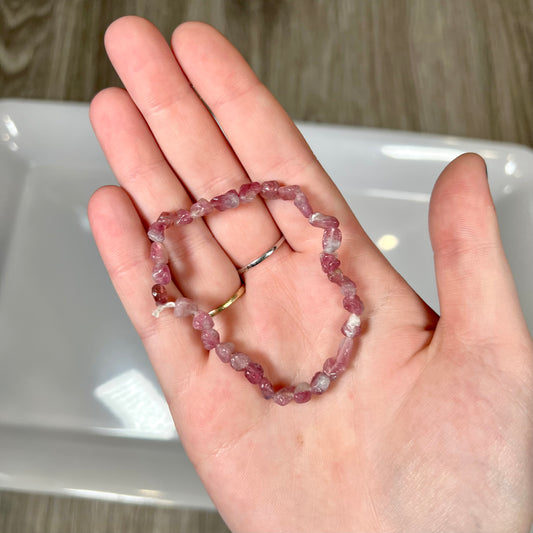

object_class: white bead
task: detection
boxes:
[342,313,361,337]
[348,314,361,327]
[152,301,176,318]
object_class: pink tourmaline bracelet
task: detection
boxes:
[148,181,364,405]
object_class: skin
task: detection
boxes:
[88,16,533,532]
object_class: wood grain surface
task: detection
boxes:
[0,1,532,532]
[1,0,532,145]
[0,490,230,533]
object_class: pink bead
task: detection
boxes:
[192,311,214,330]
[322,227,342,253]
[327,268,344,284]
[211,189,239,211]
[147,222,166,242]
[151,284,168,305]
[259,378,275,399]
[157,211,179,226]
[260,180,280,199]
[215,342,235,363]
[336,337,354,366]
[201,328,220,350]
[340,277,357,297]
[244,362,264,384]
[309,213,339,229]
[294,382,312,403]
[323,337,355,379]
[230,352,250,371]
[150,242,169,264]
[341,314,362,338]
[173,298,198,318]
[174,209,193,225]
[320,252,341,274]
[190,198,214,218]
[272,386,295,406]
[294,192,313,217]
[238,182,262,202]
[323,357,344,379]
[278,185,301,200]
[310,372,330,394]
[152,263,171,285]
[343,294,364,315]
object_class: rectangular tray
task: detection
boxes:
[1,100,531,507]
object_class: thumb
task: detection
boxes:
[429,153,525,341]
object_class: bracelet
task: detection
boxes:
[147,181,363,405]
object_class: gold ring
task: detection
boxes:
[208,283,246,317]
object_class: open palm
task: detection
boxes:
[88,17,533,532]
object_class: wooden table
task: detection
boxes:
[1,1,531,532]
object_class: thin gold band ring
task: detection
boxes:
[208,283,246,317]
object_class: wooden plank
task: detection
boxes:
[0,490,230,533]
[0,0,531,144]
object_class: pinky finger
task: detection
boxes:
[88,185,205,380]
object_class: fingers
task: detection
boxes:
[429,153,528,342]
[169,20,435,333]
[87,185,205,383]
[171,22,359,248]
[103,16,281,267]
[90,87,240,310]
[99,16,420,338]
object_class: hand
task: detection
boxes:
[88,16,533,532]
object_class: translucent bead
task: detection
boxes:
[323,357,343,379]
[173,298,198,318]
[324,337,355,379]
[320,252,341,274]
[230,352,250,371]
[157,211,179,226]
[259,378,275,399]
[190,198,214,218]
[310,372,330,394]
[340,277,357,297]
[244,362,264,384]
[174,209,193,225]
[336,337,354,366]
[278,184,301,200]
[294,192,313,217]
[272,386,295,406]
[151,284,168,305]
[192,311,214,331]
[309,213,339,229]
[201,329,220,350]
[150,242,168,264]
[341,313,361,338]
[211,189,239,211]
[215,342,235,363]
[322,227,342,253]
[294,382,312,403]
[343,294,364,315]
[152,263,171,285]
[147,222,166,242]
[238,182,262,202]
[260,180,280,200]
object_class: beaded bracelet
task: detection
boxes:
[147,181,363,405]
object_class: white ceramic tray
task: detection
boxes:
[1,100,532,508]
